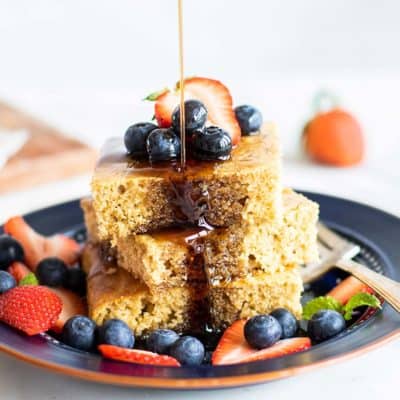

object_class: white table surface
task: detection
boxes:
[0,82,399,398]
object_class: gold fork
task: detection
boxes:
[301,222,400,313]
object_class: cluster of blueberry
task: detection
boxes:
[245,308,345,349]
[245,308,299,349]
[124,101,263,162]
[36,258,86,296]
[63,316,205,366]
[0,235,85,296]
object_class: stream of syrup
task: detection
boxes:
[178,0,186,168]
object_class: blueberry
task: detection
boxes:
[270,308,298,339]
[124,122,158,158]
[191,126,232,161]
[146,128,181,162]
[0,271,16,294]
[0,235,24,270]
[98,319,134,349]
[62,315,96,351]
[244,315,282,349]
[169,336,205,366]
[36,257,67,287]
[234,105,263,135]
[172,100,208,134]
[307,310,346,342]
[65,267,86,296]
[147,329,179,355]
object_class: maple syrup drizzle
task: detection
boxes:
[178,0,186,168]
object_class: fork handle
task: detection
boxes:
[336,259,400,313]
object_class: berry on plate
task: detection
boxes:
[244,315,282,349]
[307,309,346,343]
[172,99,208,135]
[169,336,205,366]
[0,271,17,294]
[124,122,158,158]
[0,285,62,335]
[154,89,179,128]
[98,319,135,349]
[146,128,181,163]
[62,315,96,351]
[151,77,241,145]
[49,288,87,334]
[212,319,310,365]
[212,320,255,365]
[327,276,373,305]
[234,105,263,135]
[4,216,80,270]
[270,308,298,339]
[64,267,86,296]
[36,257,68,287]
[98,344,181,367]
[146,329,179,355]
[191,126,232,161]
[0,235,24,270]
[7,262,30,283]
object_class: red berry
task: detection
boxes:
[212,319,311,365]
[4,216,80,270]
[98,345,181,367]
[328,276,374,305]
[153,77,241,145]
[0,286,62,335]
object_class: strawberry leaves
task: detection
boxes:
[343,292,381,320]
[303,293,381,321]
[143,88,169,101]
[303,296,343,320]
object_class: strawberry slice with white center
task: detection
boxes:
[212,320,256,365]
[328,276,374,305]
[7,262,30,283]
[4,216,80,271]
[212,319,311,366]
[154,90,180,128]
[152,77,241,145]
[98,345,181,367]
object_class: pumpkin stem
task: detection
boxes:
[313,90,339,114]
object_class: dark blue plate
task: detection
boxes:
[0,192,399,389]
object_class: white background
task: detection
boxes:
[0,0,399,398]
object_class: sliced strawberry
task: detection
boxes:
[98,345,181,367]
[237,338,311,364]
[49,288,87,334]
[184,77,241,145]
[153,77,241,145]
[212,320,311,365]
[0,285,62,336]
[154,90,179,128]
[4,216,80,271]
[7,262,30,283]
[211,320,256,365]
[328,276,374,305]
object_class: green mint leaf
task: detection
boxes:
[343,293,381,320]
[302,296,343,320]
[143,88,169,101]
[19,273,38,286]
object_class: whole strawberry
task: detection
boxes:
[0,286,62,335]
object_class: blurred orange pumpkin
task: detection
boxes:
[304,108,365,167]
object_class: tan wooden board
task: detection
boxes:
[0,101,97,194]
